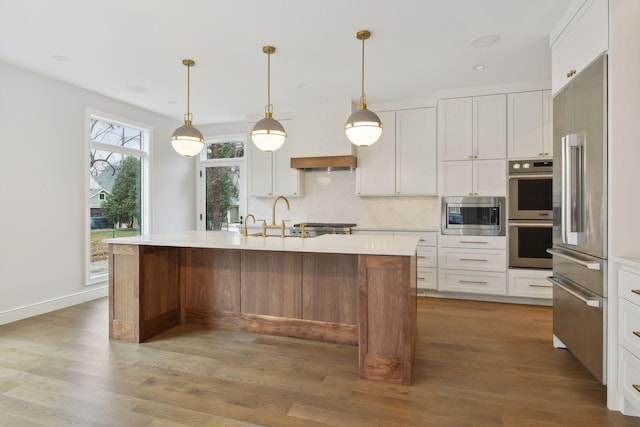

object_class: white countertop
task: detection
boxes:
[613,256,640,270]
[353,226,440,233]
[105,231,419,256]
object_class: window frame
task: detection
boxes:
[85,109,152,285]
[196,134,247,231]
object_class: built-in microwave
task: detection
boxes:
[441,196,506,236]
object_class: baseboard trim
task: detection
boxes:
[0,285,109,326]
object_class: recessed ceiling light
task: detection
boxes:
[127,85,148,93]
[168,100,178,104]
[471,34,501,48]
[298,84,308,90]
[53,55,69,62]
[472,64,485,71]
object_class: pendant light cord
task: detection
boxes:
[267,50,271,114]
[361,35,365,106]
[186,63,191,118]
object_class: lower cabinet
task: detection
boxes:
[438,235,507,296]
[618,266,640,414]
[507,268,553,299]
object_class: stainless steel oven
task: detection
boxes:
[441,196,505,236]
[509,221,553,269]
[508,159,553,269]
[508,159,553,220]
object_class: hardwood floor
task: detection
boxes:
[0,297,637,426]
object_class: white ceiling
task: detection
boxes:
[0,0,571,125]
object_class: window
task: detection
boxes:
[198,136,246,232]
[87,112,149,284]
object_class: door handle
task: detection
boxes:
[547,276,601,308]
[546,248,601,270]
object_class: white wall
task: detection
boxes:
[0,62,195,324]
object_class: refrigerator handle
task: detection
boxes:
[547,276,601,308]
[546,248,601,270]
[562,133,584,245]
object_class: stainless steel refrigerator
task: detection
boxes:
[548,54,608,383]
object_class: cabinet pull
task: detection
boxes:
[529,284,553,288]
[633,332,640,339]
[634,385,640,394]
[632,290,640,296]
[459,258,488,262]
[418,277,426,280]
[459,241,489,244]
[459,280,488,285]
[419,238,426,242]
[417,256,427,259]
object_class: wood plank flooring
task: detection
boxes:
[0,297,638,426]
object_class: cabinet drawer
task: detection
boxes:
[417,268,437,291]
[619,347,640,411]
[620,298,640,357]
[417,247,437,268]
[620,269,640,306]
[394,231,437,246]
[439,234,506,250]
[440,248,506,272]
[439,270,506,295]
[507,269,553,299]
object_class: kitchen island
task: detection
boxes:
[106,231,418,385]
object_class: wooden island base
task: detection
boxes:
[109,244,417,385]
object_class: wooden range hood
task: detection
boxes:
[290,155,357,170]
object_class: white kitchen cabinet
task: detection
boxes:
[618,266,640,414]
[438,235,507,296]
[551,0,608,95]
[507,90,553,159]
[357,108,437,196]
[439,159,506,196]
[507,269,553,299]
[438,95,506,161]
[249,120,303,197]
[290,100,355,158]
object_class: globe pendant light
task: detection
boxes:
[251,46,287,152]
[171,59,205,156]
[345,30,383,146]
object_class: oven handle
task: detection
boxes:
[546,248,601,270]
[508,174,553,179]
[547,276,601,308]
[509,222,553,228]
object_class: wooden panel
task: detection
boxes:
[182,248,241,324]
[290,155,356,169]
[241,251,302,318]
[302,253,358,324]
[139,246,180,342]
[206,312,358,345]
[358,254,416,385]
[109,244,139,342]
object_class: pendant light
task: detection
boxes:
[171,59,205,156]
[345,30,382,147]
[251,46,287,152]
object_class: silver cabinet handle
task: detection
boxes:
[508,174,553,179]
[529,284,553,288]
[418,277,426,280]
[546,248,601,270]
[459,280,488,285]
[547,276,601,308]
[459,258,488,262]
[509,221,553,228]
[417,256,427,259]
[459,241,489,244]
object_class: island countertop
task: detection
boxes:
[105,230,419,256]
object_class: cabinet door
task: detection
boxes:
[357,111,396,196]
[473,94,506,159]
[439,160,473,196]
[396,108,437,195]
[473,159,506,196]
[273,122,302,197]
[438,98,473,161]
[507,91,544,159]
[249,139,273,197]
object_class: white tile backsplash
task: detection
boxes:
[248,170,439,229]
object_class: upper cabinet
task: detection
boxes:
[290,100,356,158]
[507,90,553,159]
[438,94,506,161]
[551,0,608,95]
[357,108,437,196]
[249,119,303,198]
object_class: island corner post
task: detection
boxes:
[108,241,417,385]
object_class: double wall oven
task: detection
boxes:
[508,159,553,269]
